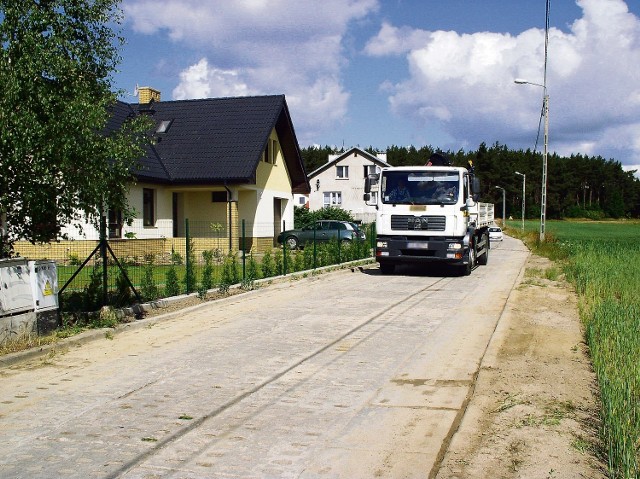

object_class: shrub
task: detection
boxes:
[140,253,159,302]
[261,249,275,278]
[220,251,239,290]
[170,247,183,265]
[274,248,283,275]
[164,264,181,297]
[246,254,259,282]
[201,250,215,291]
[294,205,355,228]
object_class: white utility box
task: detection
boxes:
[28,260,59,335]
[0,258,33,316]
[29,260,59,311]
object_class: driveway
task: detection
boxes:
[0,237,529,478]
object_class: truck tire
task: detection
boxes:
[463,242,476,276]
[477,233,489,266]
[380,263,395,275]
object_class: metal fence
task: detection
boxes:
[13,219,376,314]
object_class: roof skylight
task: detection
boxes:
[156,119,174,134]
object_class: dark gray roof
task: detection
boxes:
[307,147,390,178]
[108,95,310,193]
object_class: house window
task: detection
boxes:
[336,165,349,179]
[298,196,307,205]
[273,139,280,165]
[108,209,123,239]
[156,119,173,134]
[143,188,155,227]
[211,191,228,202]
[264,138,273,164]
[364,164,378,177]
[323,191,342,207]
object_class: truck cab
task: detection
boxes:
[365,164,492,275]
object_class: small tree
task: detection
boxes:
[261,249,275,278]
[0,1,151,256]
[140,254,159,302]
[164,264,181,298]
[201,250,215,291]
[246,254,259,283]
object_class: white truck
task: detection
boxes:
[364,159,494,275]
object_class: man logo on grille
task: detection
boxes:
[408,216,428,230]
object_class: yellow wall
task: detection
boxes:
[256,129,292,193]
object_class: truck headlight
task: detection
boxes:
[448,243,462,250]
[377,241,388,248]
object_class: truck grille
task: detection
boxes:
[390,215,446,231]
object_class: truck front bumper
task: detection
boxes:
[375,236,468,265]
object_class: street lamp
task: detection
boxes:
[495,186,506,226]
[515,78,549,242]
[515,171,526,231]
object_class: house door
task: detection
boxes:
[273,198,282,246]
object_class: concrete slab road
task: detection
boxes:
[0,236,529,478]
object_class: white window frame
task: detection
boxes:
[336,165,349,179]
[323,191,342,207]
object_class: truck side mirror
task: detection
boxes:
[471,176,481,201]
[471,177,481,194]
[364,173,379,193]
[363,193,371,201]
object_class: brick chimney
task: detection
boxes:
[138,86,161,104]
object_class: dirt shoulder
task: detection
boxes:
[437,254,606,478]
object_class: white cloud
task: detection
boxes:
[364,22,431,56]
[172,59,256,99]
[365,0,640,166]
[123,0,378,145]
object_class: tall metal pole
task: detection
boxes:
[541,0,550,242]
[513,1,549,241]
[540,93,548,241]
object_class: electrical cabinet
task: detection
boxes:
[0,259,33,316]
[29,260,58,311]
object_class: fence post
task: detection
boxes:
[242,219,246,281]
[185,218,191,293]
[100,212,108,307]
[282,219,287,275]
[313,223,317,269]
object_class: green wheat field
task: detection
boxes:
[507,220,640,479]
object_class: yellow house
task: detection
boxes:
[25,91,310,260]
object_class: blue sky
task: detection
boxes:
[114,0,640,172]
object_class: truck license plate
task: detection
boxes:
[407,242,429,249]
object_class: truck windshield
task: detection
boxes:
[382,171,460,205]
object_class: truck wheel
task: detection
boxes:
[464,242,476,276]
[380,263,395,275]
[477,233,489,265]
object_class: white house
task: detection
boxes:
[306,147,390,224]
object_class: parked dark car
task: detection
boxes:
[277,220,366,249]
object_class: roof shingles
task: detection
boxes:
[110,95,308,192]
